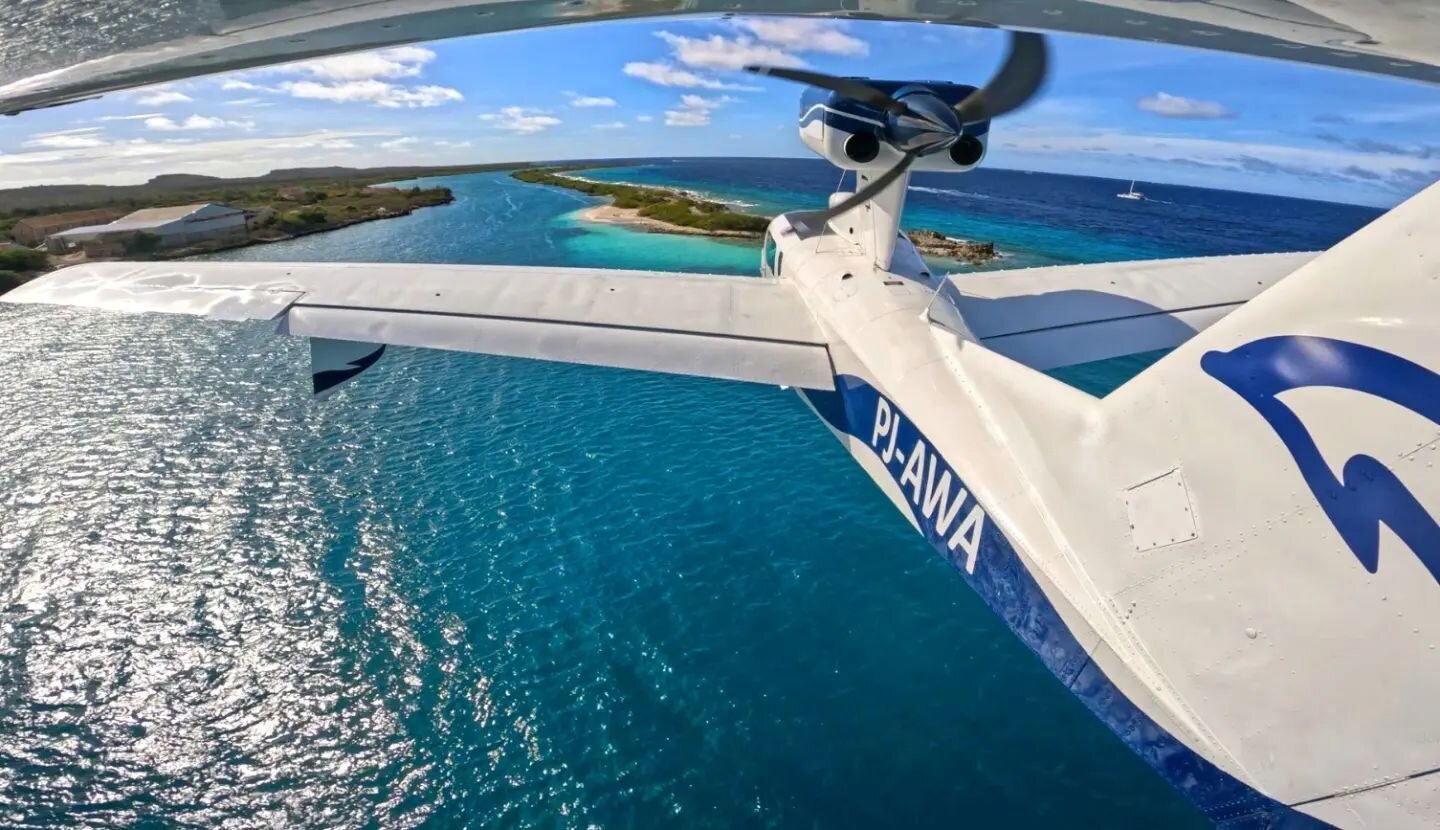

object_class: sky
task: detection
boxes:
[1,16,1439,207]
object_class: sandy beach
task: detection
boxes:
[576,203,764,238]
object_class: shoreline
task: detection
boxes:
[574,203,763,239]
[180,195,455,259]
[27,188,457,276]
[523,167,1000,266]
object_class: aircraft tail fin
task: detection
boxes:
[999,179,1440,821]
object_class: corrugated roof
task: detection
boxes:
[53,219,181,238]
[116,203,209,223]
[50,203,244,239]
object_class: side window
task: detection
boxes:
[762,233,777,276]
[775,251,783,276]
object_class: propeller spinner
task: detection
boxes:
[746,31,1049,222]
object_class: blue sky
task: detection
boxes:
[2,16,1438,207]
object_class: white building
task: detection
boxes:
[49,203,248,255]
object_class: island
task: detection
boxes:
[0,177,462,290]
[0,160,636,288]
[510,167,999,266]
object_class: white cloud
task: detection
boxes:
[622,61,755,91]
[0,129,392,188]
[665,110,710,127]
[28,127,100,136]
[24,128,108,149]
[36,135,108,149]
[137,90,193,106]
[380,137,417,150]
[628,22,862,89]
[145,114,254,131]
[224,97,267,106]
[480,106,562,134]
[664,94,736,127]
[318,139,357,149]
[434,139,473,148]
[215,47,459,109]
[996,127,1440,195]
[280,46,437,82]
[636,115,655,122]
[594,121,627,130]
[1137,92,1234,119]
[278,80,462,108]
[735,18,868,56]
[655,31,802,71]
[96,112,164,122]
[566,93,617,107]
[681,94,735,110]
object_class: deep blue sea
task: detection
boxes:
[0,160,1382,828]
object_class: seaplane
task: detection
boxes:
[2,3,1438,827]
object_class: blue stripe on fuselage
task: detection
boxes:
[800,374,1331,829]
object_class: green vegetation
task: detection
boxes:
[0,184,454,280]
[279,206,330,231]
[0,247,47,272]
[0,270,22,292]
[0,161,637,240]
[259,187,452,237]
[512,169,770,235]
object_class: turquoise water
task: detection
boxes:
[0,161,1381,827]
[203,170,763,276]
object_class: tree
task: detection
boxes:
[0,248,47,272]
[279,207,328,232]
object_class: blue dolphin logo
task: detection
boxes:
[1201,335,1440,583]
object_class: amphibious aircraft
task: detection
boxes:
[2,2,1439,827]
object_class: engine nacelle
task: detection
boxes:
[797,81,990,174]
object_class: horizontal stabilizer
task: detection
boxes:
[938,252,1316,370]
[4,261,834,390]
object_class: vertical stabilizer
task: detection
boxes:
[975,179,1440,823]
[827,170,910,271]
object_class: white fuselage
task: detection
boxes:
[765,211,1065,596]
[762,206,1278,822]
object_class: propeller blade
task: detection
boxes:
[744,65,908,114]
[818,151,918,222]
[952,31,1049,123]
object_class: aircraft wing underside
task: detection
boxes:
[0,261,837,392]
[943,251,1319,370]
[1,0,1437,115]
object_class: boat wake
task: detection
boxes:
[908,185,994,201]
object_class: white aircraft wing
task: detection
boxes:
[941,251,1317,370]
[1,261,835,392]
[2,0,1436,115]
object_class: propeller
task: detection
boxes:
[745,31,1049,224]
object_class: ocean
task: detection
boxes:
[0,159,1382,827]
